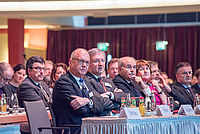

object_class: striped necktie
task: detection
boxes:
[79,79,87,97]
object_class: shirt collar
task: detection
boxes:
[69,71,82,88]
[181,83,191,89]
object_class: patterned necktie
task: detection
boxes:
[38,84,51,103]
[187,87,195,98]
[98,77,107,92]
[79,79,87,97]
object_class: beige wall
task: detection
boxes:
[0,33,8,62]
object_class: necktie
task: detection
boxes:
[38,84,51,103]
[130,81,142,97]
[79,79,87,97]
[187,87,195,98]
[98,77,107,92]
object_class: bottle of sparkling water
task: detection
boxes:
[139,97,145,117]
[121,97,126,110]
[126,93,131,107]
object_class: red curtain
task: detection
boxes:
[47,26,200,79]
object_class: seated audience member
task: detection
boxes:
[107,58,119,79]
[113,57,145,97]
[191,74,198,86]
[136,60,167,105]
[87,48,126,110]
[52,48,116,134]
[18,56,51,108]
[161,72,169,85]
[169,62,197,108]
[3,64,26,107]
[0,62,14,95]
[49,63,67,93]
[43,60,54,86]
[192,68,200,94]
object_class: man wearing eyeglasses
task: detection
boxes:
[169,62,197,108]
[18,56,51,108]
[0,62,13,95]
[113,57,145,98]
[52,48,116,134]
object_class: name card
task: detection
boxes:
[178,105,195,115]
[194,105,200,114]
[156,105,172,116]
[118,107,141,119]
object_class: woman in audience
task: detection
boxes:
[136,60,167,105]
[49,63,67,93]
[3,64,26,107]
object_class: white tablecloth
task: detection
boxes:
[81,115,200,134]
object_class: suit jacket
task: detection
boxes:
[2,83,18,107]
[17,77,51,107]
[112,74,145,97]
[169,81,196,108]
[192,83,200,95]
[52,71,116,134]
[86,72,127,103]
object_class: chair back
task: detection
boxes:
[24,100,52,134]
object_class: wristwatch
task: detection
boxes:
[158,91,163,94]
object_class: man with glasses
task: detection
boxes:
[18,56,51,108]
[87,48,124,114]
[113,57,145,97]
[52,48,115,134]
[0,62,13,95]
[169,62,197,107]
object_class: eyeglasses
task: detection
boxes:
[122,65,136,70]
[72,58,90,66]
[91,59,105,63]
[0,73,11,82]
[31,67,47,72]
[181,71,193,75]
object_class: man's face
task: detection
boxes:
[44,63,53,77]
[0,68,13,87]
[108,62,118,79]
[119,58,136,81]
[176,66,192,86]
[150,65,160,81]
[88,53,105,76]
[28,62,46,83]
[69,51,90,78]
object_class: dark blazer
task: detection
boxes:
[52,71,116,134]
[169,81,196,108]
[86,72,127,103]
[192,83,200,95]
[17,77,51,107]
[112,74,145,97]
[2,83,18,107]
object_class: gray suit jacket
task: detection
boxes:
[18,77,51,107]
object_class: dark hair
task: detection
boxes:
[194,68,200,78]
[13,64,25,73]
[26,56,45,75]
[108,58,119,70]
[148,61,158,68]
[50,63,68,87]
[175,62,191,74]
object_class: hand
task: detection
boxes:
[100,93,109,98]
[114,88,123,92]
[133,76,147,89]
[70,95,90,110]
[151,79,159,87]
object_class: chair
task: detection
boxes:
[24,100,70,134]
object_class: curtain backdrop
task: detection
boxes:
[47,26,200,79]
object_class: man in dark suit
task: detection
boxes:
[17,56,51,134]
[52,48,116,134]
[87,48,126,105]
[192,68,200,94]
[113,56,145,98]
[18,56,51,108]
[170,62,197,108]
[0,62,13,95]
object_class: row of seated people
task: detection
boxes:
[0,48,200,134]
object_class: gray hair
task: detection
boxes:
[118,57,136,67]
[0,62,12,74]
[88,48,105,59]
[45,60,54,66]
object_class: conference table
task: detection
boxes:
[81,115,200,134]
